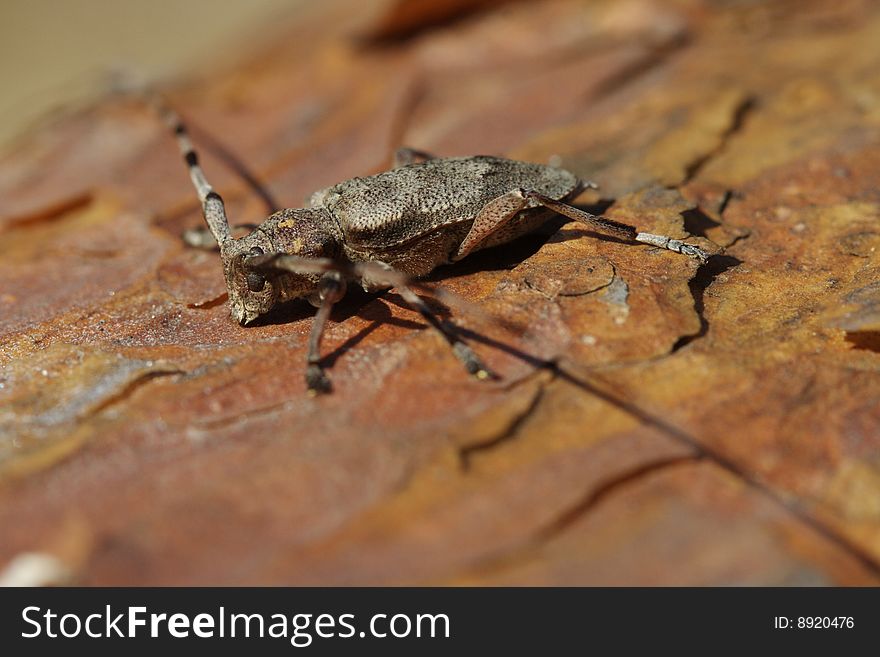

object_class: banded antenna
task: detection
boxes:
[151,95,233,249]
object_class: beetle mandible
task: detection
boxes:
[157,100,710,394]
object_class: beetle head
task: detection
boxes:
[221,231,282,325]
[220,208,339,325]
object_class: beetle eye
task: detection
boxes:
[246,271,266,292]
[245,246,266,291]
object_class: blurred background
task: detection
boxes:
[0,0,308,148]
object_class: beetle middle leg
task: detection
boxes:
[370,268,495,382]
[247,254,494,393]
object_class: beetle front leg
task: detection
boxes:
[245,253,495,384]
[304,272,346,395]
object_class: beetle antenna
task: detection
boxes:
[149,94,233,249]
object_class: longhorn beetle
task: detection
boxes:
[157,100,710,394]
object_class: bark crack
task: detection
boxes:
[548,367,880,576]
[464,455,699,576]
[682,96,756,184]
[671,253,743,352]
[458,380,547,471]
[460,365,880,579]
[87,369,184,417]
[590,34,690,101]
[536,455,699,541]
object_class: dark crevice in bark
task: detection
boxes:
[458,380,547,471]
[681,206,721,238]
[460,362,880,577]
[682,96,756,184]
[671,254,743,352]
[540,367,880,577]
[590,34,690,100]
[717,189,735,216]
[88,369,184,417]
[3,191,94,231]
[536,455,699,540]
[845,331,880,353]
[362,0,528,45]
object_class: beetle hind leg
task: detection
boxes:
[452,190,530,262]
[521,190,710,264]
[456,187,710,264]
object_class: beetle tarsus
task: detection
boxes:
[306,364,332,395]
[453,341,495,381]
[635,232,710,264]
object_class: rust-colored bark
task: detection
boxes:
[1,0,879,585]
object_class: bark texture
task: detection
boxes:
[1,0,879,585]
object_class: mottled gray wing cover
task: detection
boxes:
[321,156,579,250]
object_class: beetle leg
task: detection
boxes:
[357,263,495,381]
[452,190,530,262]
[304,272,346,395]
[355,260,397,292]
[247,253,495,382]
[182,223,261,250]
[521,190,710,263]
[393,147,437,168]
[341,260,494,381]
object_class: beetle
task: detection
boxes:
[158,100,709,394]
